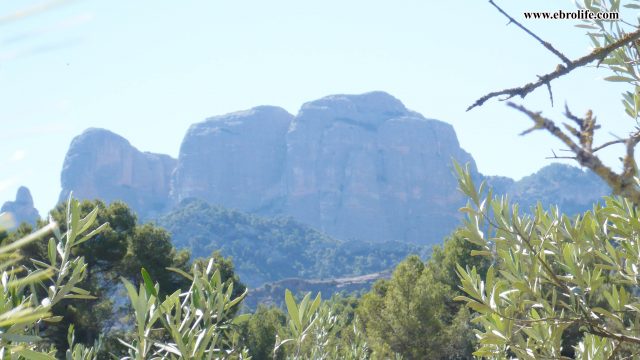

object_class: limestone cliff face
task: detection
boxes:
[281,92,477,243]
[1,186,39,228]
[172,106,293,212]
[59,128,176,218]
[171,92,478,244]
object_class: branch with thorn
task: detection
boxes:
[509,102,640,204]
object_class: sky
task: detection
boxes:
[0,0,637,214]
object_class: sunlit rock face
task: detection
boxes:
[171,92,479,244]
[1,186,39,228]
[280,92,477,243]
[172,106,294,213]
[59,128,176,218]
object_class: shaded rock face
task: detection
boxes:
[172,106,293,212]
[59,128,176,218]
[1,186,39,228]
[173,92,478,244]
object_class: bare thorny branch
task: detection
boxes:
[508,103,640,204]
[470,1,640,206]
[468,27,640,111]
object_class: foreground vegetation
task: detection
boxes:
[0,197,485,359]
[7,170,640,359]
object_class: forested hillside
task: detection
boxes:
[158,199,426,287]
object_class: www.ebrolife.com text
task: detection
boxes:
[524,9,619,20]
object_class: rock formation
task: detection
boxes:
[1,186,39,228]
[170,92,479,244]
[280,92,477,243]
[172,106,293,212]
[58,92,608,247]
[59,128,176,218]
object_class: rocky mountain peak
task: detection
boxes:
[59,93,481,244]
[295,91,409,130]
[1,186,39,228]
[59,128,176,218]
[15,186,34,206]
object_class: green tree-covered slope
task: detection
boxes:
[158,199,426,287]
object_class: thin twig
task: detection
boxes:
[468,28,640,111]
[545,81,554,106]
[592,139,626,153]
[590,326,640,346]
[564,104,583,127]
[545,156,576,160]
[488,0,571,65]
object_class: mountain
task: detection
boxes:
[486,163,609,214]
[1,186,39,229]
[56,91,609,248]
[157,199,426,287]
[171,91,478,245]
[59,128,177,218]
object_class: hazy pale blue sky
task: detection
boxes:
[0,0,635,214]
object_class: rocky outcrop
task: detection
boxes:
[172,106,293,212]
[1,186,39,228]
[281,92,477,243]
[59,128,176,218]
[172,92,479,244]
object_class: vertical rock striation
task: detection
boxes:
[172,106,293,212]
[171,92,479,244]
[281,92,477,243]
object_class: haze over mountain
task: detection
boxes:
[58,128,176,218]
[57,92,481,245]
[49,91,609,247]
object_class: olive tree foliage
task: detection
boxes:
[455,163,640,358]
[0,197,255,360]
[274,290,369,360]
[0,197,107,359]
[117,261,250,360]
[457,0,640,357]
